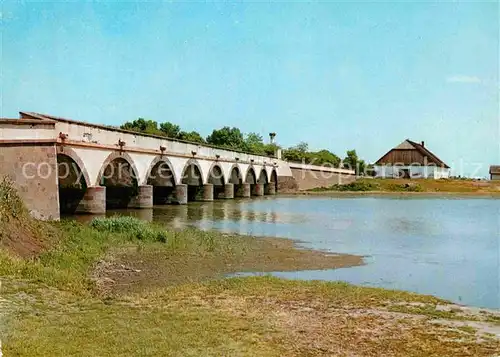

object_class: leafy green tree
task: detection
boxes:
[343,150,358,169]
[343,149,365,175]
[120,119,364,166]
[159,122,181,138]
[294,141,309,153]
[178,131,205,143]
[263,143,279,156]
[206,127,245,149]
[244,133,266,154]
[282,142,309,162]
[311,149,341,166]
[121,118,162,136]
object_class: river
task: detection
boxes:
[80,196,499,309]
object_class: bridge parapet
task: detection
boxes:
[0,118,56,142]
[21,112,277,166]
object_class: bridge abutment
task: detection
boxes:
[75,186,106,214]
[235,183,251,198]
[175,184,188,204]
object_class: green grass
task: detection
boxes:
[307,178,500,193]
[1,181,499,356]
[309,180,380,192]
[0,217,252,294]
[91,216,169,242]
[4,290,283,357]
[4,276,499,357]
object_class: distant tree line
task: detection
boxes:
[282,142,366,175]
[120,118,277,156]
[120,118,366,174]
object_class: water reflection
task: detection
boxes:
[73,196,500,309]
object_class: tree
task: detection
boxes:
[244,132,266,154]
[159,122,181,138]
[263,143,279,156]
[120,119,363,167]
[294,141,309,153]
[178,130,205,143]
[343,150,357,169]
[343,149,365,175]
[121,118,162,136]
[282,142,310,162]
[206,127,245,149]
[312,149,341,166]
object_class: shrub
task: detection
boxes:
[309,181,379,192]
[90,216,168,243]
[386,183,423,192]
[0,177,27,221]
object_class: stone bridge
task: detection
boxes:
[0,112,355,220]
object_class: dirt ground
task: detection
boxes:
[0,217,58,258]
[92,236,364,296]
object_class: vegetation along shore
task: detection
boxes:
[1,179,499,356]
[304,178,500,196]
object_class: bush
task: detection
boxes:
[90,216,168,243]
[0,177,27,221]
[386,183,423,192]
[309,181,379,192]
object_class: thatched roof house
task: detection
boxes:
[490,166,500,180]
[374,139,450,179]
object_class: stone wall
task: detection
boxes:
[0,143,60,220]
[277,176,299,193]
[290,168,356,191]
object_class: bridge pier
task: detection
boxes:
[265,184,276,195]
[175,184,188,205]
[202,184,214,201]
[235,183,251,198]
[252,183,265,197]
[223,183,234,199]
[76,186,106,214]
[128,185,153,208]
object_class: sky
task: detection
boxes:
[1,1,498,177]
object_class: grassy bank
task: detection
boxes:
[1,180,499,356]
[306,178,500,195]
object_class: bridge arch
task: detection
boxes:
[244,166,257,184]
[270,168,278,192]
[145,156,178,186]
[181,159,205,202]
[207,163,226,199]
[228,164,243,184]
[97,151,140,208]
[181,159,204,186]
[146,156,177,204]
[258,168,269,184]
[56,148,90,214]
[56,147,91,188]
[207,162,225,186]
[96,151,140,186]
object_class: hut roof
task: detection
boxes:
[375,139,450,168]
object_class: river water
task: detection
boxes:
[97,196,499,309]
